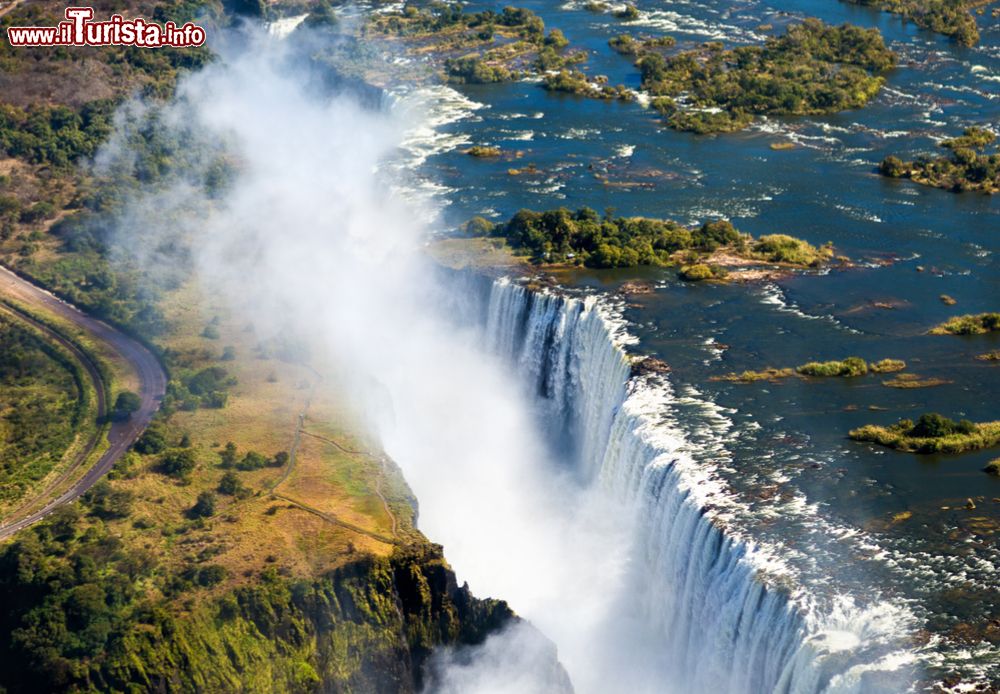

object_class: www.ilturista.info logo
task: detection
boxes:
[6,7,206,47]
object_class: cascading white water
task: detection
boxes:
[480,277,915,694]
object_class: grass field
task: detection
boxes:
[81,279,416,600]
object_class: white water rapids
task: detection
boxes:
[471,276,919,694]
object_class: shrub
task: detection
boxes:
[462,216,496,236]
[195,564,227,586]
[189,491,216,518]
[83,480,133,518]
[218,471,243,496]
[910,413,976,438]
[679,264,715,281]
[797,357,868,377]
[930,313,1000,335]
[753,234,830,266]
[236,451,268,471]
[159,448,197,478]
[614,5,640,19]
[113,391,142,420]
[692,220,740,250]
[466,146,501,158]
[870,359,906,373]
[134,423,168,454]
[219,442,238,467]
[879,156,906,177]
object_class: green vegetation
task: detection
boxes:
[850,413,1000,453]
[716,357,907,383]
[134,422,169,454]
[466,207,833,270]
[614,4,641,20]
[797,356,869,377]
[0,313,85,504]
[880,127,999,193]
[714,367,796,382]
[366,4,586,84]
[881,374,951,388]
[112,390,142,421]
[627,20,895,133]
[752,234,833,265]
[870,358,907,373]
[984,458,1000,476]
[609,34,676,56]
[841,0,979,46]
[542,70,634,101]
[189,490,217,517]
[940,294,957,305]
[0,513,515,693]
[0,103,115,169]
[159,447,198,479]
[466,145,502,157]
[929,312,1000,335]
[163,366,237,413]
[679,263,728,281]
[976,350,1000,362]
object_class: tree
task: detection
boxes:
[879,156,905,177]
[217,471,242,496]
[134,423,167,454]
[910,413,974,438]
[189,492,216,518]
[83,480,133,518]
[237,451,268,471]
[112,391,141,421]
[271,451,289,468]
[159,448,197,478]
[219,442,238,468]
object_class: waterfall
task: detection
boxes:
[479,276,917,694]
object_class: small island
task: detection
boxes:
[880,127,999,194]
[461,208,835,274]
[850,413,1000,454]
[629,20,895,133]
[929,312,1000,335]
[365,5,586,84]
[840,0,980,46]
[716,357,906,382]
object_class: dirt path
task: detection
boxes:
[0,265,166,540]
[0,0,22,19]
[300,429,399,538]
[266,378,400,544]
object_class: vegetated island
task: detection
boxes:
[880,127,999,194]
[715,357,908,383]
[461,208,838,279]
[850,413,1000,454]
[555,19,895,133]
[929,312,1000,335]
[839,0,981,46]
[364,4,587,84]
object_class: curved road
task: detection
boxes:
[0,265,166,539]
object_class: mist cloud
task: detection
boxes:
[93,25,666,694]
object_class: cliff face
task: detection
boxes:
[0,532,557,693]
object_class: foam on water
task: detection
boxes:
[478,277,919,692]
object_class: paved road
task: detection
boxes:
[0,265,166,539]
